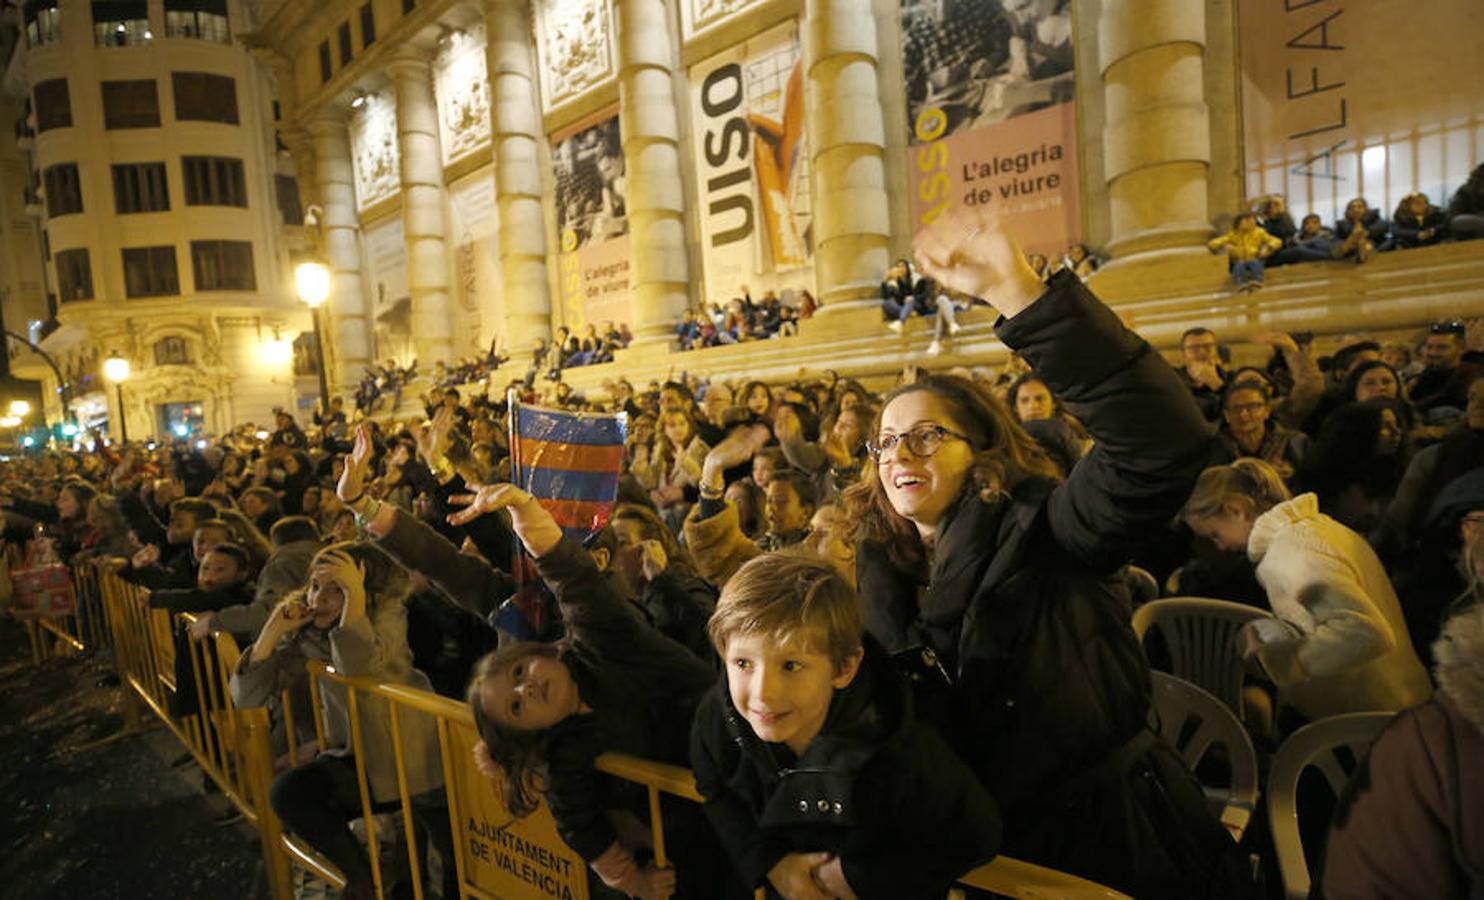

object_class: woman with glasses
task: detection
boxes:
[842,208,1246,897]
[1214,381,1308,482]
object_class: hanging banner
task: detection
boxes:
[689,21,813,305]
[448,169,502,358]
[552,107,630,334]
[900,0,1080,259]
[363,218,412,366]
[1239,0,1484,225]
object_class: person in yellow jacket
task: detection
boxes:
[1208,211,1283,291]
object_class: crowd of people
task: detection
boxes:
[1208,165,1484,290]
[674,287,817,351]
[3,208,1483,899]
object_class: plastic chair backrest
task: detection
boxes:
[1267,712,1393,899]
[1148,671,1260,840]
[1131,597,1272,717]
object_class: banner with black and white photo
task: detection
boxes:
[551,106,630,333]
[900,0,1080,258]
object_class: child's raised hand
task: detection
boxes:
[448,483,562,558]
[315,550,367,627]
[264,597,312,638]
[768,852,834,900]
[811,855,858,900]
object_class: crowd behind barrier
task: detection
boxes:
[8,555,1132,900]
[3,209,1482,898]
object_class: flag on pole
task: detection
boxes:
[496,394,627,638]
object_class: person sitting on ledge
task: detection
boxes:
[1334,196,1390,262]
[1389,192,1450,250]
[880,258,934,332]
[1207,211,1281,291]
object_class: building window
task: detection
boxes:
[113,162,170,213]
[102,80,161,129]
[319,41,333,83]
[337,21,353,66]
[122,246,180,298]
[360,3,376,47]
[182,156,247,207]
[164,0,229,42]
[34,79,71,132]
[93,1,153,46]
[275,174,304,226]
[172,72,238,125]
[43,163,83,218]
[25,1,62,47]
[56,249,93,302]
[190,240,255,291]
[153,336,192,366]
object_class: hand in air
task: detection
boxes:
[132,543,161,569]
[447,483,562,558]
[187,613,213,642]
[314,549,367,627]
[337,424,375,502]
[913,205,1044,319]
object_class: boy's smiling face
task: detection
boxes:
[724,629,862,756]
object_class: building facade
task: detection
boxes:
[3,0,314,438]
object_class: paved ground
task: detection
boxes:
[0,618,265,900]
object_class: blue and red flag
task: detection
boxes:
[495,396,627,639]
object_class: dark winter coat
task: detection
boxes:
[857,272,1242,897]
[532,538,716,863]
[690,637,1000,898]
[1390,204,1449,248]
[1334,207,1391,243]
[636,568,718,664]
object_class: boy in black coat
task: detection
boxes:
[691,552,1000,899]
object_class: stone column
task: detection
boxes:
[482,0,552,355]
[386,48,457,368]
[805,0,891,313]
[615,0,688,348]
[307,110,372,392]
[1098,0,1215,264]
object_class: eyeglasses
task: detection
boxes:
[866,424,971,463]
[1431,320,1466,336]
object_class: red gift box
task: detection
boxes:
[11,564,76,617]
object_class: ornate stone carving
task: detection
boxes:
[350,93,400,210]
[534,0,613,109]
[684,0,758,39]
[434,23,492,166]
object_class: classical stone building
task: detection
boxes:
[2,0,1481,435]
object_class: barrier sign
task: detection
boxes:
[445,722,589,899]
[10,564,75,617]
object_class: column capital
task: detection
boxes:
[384,44,436,80]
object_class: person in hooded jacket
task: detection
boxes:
[691,551,1000,900]
[842,207,1246,897]
[1320,600,1484,898]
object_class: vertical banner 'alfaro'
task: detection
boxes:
[552,107,630,333]
[690,22,813,305]
[901,1,1080,258]
[1239,0,1484,225]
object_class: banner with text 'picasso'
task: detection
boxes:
[553,107,631,334]
[690,21,813,306]
[1239,0,1484,225]
[901,0,1080,259]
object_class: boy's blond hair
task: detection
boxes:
[708,550,863,671]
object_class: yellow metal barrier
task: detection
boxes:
[84,557,1129,900]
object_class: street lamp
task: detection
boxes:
[103,353,131,443]
[9,399,29,417]
[295,260,332,421]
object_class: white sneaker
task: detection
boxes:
[926,340,943,356]
[948,321,963,336]
[888,320,903,333]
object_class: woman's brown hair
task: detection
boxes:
[842,374,1060,574]
[612,503,699,580]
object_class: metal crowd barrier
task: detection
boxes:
[79,559,1126,900]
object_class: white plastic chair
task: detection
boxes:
[1267,712,1394,899]
[1148,671,1259,841]
[1131,597,1274,718]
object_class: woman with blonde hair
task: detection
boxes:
[1181,458,1432,721]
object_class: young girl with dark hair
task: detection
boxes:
[452,483,720,899]
[1295,399,1410,532]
